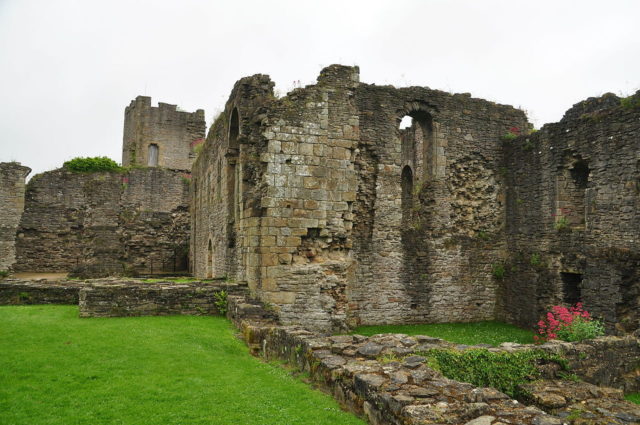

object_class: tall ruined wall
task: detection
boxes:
[15,168,190,276]
[190,74,275,281]
[0,162,31,270]
[350,84,529,327]
[499,92,640,333]
[122,96,205,171]
[193,65,529,332]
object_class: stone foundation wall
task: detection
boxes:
[499,92,640,333]
[228,295,640,425]
[15,167,190,276]
[79,281,244,317]
[0,280,82,305]
[0,162,30,271]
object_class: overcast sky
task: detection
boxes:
[1,0,638,178]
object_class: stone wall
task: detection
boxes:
[0,162,30,271]
[122,96,206,171]
[499,92,640,333]
[192,65,529,332]
[15,167,190,276]
[0,279,82,305]
[79,281,244,317]
[229,295,640,425]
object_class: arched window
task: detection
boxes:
[401,165,414,215]
[148,144,159,167]
[207,239,214,278]
[398,110,434,179]
[229,108,239,149]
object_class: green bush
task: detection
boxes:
[63,156,121,173]
[556,316,605,342]
[214,290,228,316]
[424,348,564,398]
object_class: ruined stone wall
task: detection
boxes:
[190,74,274,280]
[499,92,640,333]
[79,281,244,317]
[15,167,190,276]
[0,162,30,271]
[193,65,529,332]
[351,84,529,327]
[122,96,205,171]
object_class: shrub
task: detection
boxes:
[214,290,228,316]
[423,348,564,398]
[0,270,9,279]
[535,303,604,343]
[63,156,121,173]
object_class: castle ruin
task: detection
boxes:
[1,65,638,335]
[191,65,639,333]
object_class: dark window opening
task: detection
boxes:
[570,159,590,190]
[207,239,213,279]
[229,108,240,149]
[561,272,582,305]
[401,165,414,225]
[399,110,434,179]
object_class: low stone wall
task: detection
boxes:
[0,279,83,305]
[79,281,246,318]
[228,295,640,425]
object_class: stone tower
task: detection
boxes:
[122,96,205,171]
[0,162,31,271]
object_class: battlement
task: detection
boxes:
[122,96,205,170]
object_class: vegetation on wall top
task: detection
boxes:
[62,156,121,173]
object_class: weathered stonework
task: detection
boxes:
[15,167,190,276]
[78,280,244,317]
[228,295,640,425]
[0,162,30,271]
[499,92,640,333]
[122,96,206,170]
[192,65,529,332]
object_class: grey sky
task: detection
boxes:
[1,0,638,178]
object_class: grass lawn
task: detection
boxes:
[626,393,640,404]
[0,305,365,425]
[351,321,534,346]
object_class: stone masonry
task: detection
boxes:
[15,167,190,276]
[122,96,206,171]
[191,65,530,332]
[498,92,640,334]
[192,66,639,334]
[0,162,30,271]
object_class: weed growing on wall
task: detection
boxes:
[214,290,228,316]
[422,348,566,398]
[492,263,505,280]
[63,156,121,173]
[0,270,8,279]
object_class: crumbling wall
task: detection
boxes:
[122,96,205,171]
[500,92,640,333]
[193,65,530,332]
[15,167,190,276]
[350,85,528,327]
[0,162,30,271]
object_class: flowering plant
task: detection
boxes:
[534,303,604,343]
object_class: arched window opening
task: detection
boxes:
[557,156,590,228]
[229,108,240,149]
[207,239,213,279]
[401,165,414,219]
[148,144,159,167]
[399,110,434,179]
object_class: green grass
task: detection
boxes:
[626,393,640,404]
[0,306,365,425]
[351,321,534,346]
